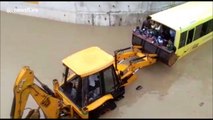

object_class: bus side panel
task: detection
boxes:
[187,32,213,54]
[176,32,212,59]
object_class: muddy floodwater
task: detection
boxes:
[1,11,212,118]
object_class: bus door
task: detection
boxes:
[177,28,195,57]
[184,28,195,54]
[177,31,188,57]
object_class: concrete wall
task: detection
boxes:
[0,1,185,26]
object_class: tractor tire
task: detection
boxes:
[89,100,117,118]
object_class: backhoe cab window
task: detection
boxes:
[61,67,83,108]
[63,66,76,81]
[82,65,118,106]
[87,73,102,104]
[61,65,118,107]
[103,66,118,93]
[61,75,83,107]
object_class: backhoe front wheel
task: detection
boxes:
[89,100,117,118]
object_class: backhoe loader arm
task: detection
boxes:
[114,46,157,86]
[10,66,61,118]
[115,46,157,72]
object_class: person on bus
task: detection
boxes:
[169,29,176,42]
[167,40,176,52]
[141,16,152,30]
[133,26,141,35]
[151,22,162,37]
[161,27,171,41]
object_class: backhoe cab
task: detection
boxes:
[11,46,157,119]
[60,47,125,118]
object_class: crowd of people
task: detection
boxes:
[133,16,176,52]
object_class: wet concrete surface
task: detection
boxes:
[1,11,212,118]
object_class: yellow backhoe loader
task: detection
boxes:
[10,45,159,119]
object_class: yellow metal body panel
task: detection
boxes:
[86,94,113,111]
[55,89,89,119]
[116,64,128,72]
[115,47,157,87]
[56,83,113,118]
[175,32,213,59]
[62,47,114,77]
[12,66,60,118]
[122,73,137,87]
[28,85,60,118]
[14,66,34,93]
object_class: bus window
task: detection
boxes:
[201,21,208,36]
[186,28,194,45]
[179,31,187,49]
[207,19,213,34]
[194,19,212,41]
[194,24,202,40]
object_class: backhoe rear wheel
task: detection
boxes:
[89,100,117,118]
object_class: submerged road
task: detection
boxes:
[1,11,212,118]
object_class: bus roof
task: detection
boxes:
[150,2,213,31]
[62,47,114,77]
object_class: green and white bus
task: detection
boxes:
[132,2,213,66]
